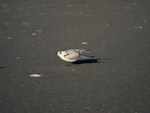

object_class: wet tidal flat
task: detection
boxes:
[0,0,150,113]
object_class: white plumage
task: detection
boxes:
[57,49,93,62]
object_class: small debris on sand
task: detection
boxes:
[81,42,88,45]
[29,74,42,78]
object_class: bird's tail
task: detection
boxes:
[79,49,90,54]
[78,55,95,60]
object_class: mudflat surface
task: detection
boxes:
[0,0,150,113]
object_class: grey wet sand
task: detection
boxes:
[0,0,149,113]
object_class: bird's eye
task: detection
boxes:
[59,51,62,54]
[64,53,69,56]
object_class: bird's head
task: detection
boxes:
[57,51,65,57]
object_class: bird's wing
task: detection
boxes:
[64,52,80,60]
[65,49,79,53]
[77,55,94,60]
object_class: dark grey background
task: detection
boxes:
[0,0,150,113]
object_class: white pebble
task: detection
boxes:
[81,42,88,45]
[21,21,30,26]
[134,25,143,29]
[16,57,20,60]
[32,33,36,35]
[29,74,42,77]
[142,19,147,22]
[36,29,42,34]
[139,26,142,29]
[8,37,11,39]
[66,4,73,7]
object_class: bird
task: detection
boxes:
[57,49,94,63]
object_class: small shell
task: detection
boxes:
[81,42,88,45]
[8,37,12,39]
[32,33,36,35]
[29,74,41,78]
